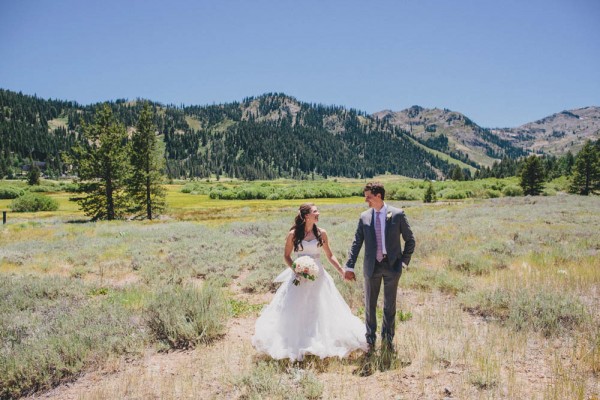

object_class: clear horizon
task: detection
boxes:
[1,0,599,128]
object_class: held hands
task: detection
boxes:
[344,270,356,281]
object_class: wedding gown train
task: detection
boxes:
[252,239,368,361]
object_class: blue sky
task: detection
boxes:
[1,0,599,128]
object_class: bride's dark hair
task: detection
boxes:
[292,203,323,251]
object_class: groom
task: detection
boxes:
[344,182,415,352]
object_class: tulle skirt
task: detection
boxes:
[252,268,368,361]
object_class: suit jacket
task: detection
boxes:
[345,205,415,278]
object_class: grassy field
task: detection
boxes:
[0,177,598,399]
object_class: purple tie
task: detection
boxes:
[375,211,384,262]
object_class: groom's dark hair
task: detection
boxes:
[364,182,385,200]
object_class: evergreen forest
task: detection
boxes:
[0,89,597,184]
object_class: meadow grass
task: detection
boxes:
[0,177,599,399]
[146,281,229,349]
[0,275,148,399]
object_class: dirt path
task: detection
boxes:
[24,278,599,399]
[26,316,257,400]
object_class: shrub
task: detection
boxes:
[0,276,145,399]
[10,193,59,212]
[448,252,495,276]
[390,188,420,201]
[61,183,80,193]
[28,184,58,193]
[481,189,501,199]
[146,282,229,349]
[238,362,286,398]
[207,182,358,200]
[502,185,524,197]
[237,362,324,399]
[439,188,468,200]
[0,186,24,199]
[461,287,587,337]
[241,270,278,294]
[404,268,469,295]
[182,182,212,195]
[208,188,222,199]
[548,175,571,192]
[210,188,237,200]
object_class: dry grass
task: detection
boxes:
[4,193,599,399]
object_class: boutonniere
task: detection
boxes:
[386,211,392,221]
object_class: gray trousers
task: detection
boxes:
[364,259,401,345]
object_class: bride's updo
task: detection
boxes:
[292,203,323,251]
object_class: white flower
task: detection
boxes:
[292,256,319,286]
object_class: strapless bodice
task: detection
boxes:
[296,239,321,260]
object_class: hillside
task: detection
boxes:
[373,106,528,167]
[373,105,600,167]
[177,94,462,180]
[0,90,458,180]
[2,88,598,179]
[491,106,600,155]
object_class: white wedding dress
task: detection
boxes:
[252,239,368,361]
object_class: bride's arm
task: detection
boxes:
[284,230,295,269]
[320,230,344,277]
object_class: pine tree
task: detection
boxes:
[423,182,437,203]
[127,103,166,219]
[0,156,6,179]
[520,155,545,196]
[71,104,129,221]
[450,165,464,181]
[559,151,575,176]
[27,161,41,185]
[569,140,600,195]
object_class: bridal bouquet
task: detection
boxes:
[292,256,319,286]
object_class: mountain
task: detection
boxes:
[491,107,600,155]
[373,106,528,167]
[1,88,597,180]
[373,106,600,167]
[171,93,455,180]
[0,90,457,180]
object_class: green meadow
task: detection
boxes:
[0,177,598,399]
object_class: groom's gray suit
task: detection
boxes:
[345,205,415,346]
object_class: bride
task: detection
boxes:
[252,203,368,361]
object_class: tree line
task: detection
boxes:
[504,140,599,196]
[447,140,599,195]
[1,90,457,181]
[1,89,599,196]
